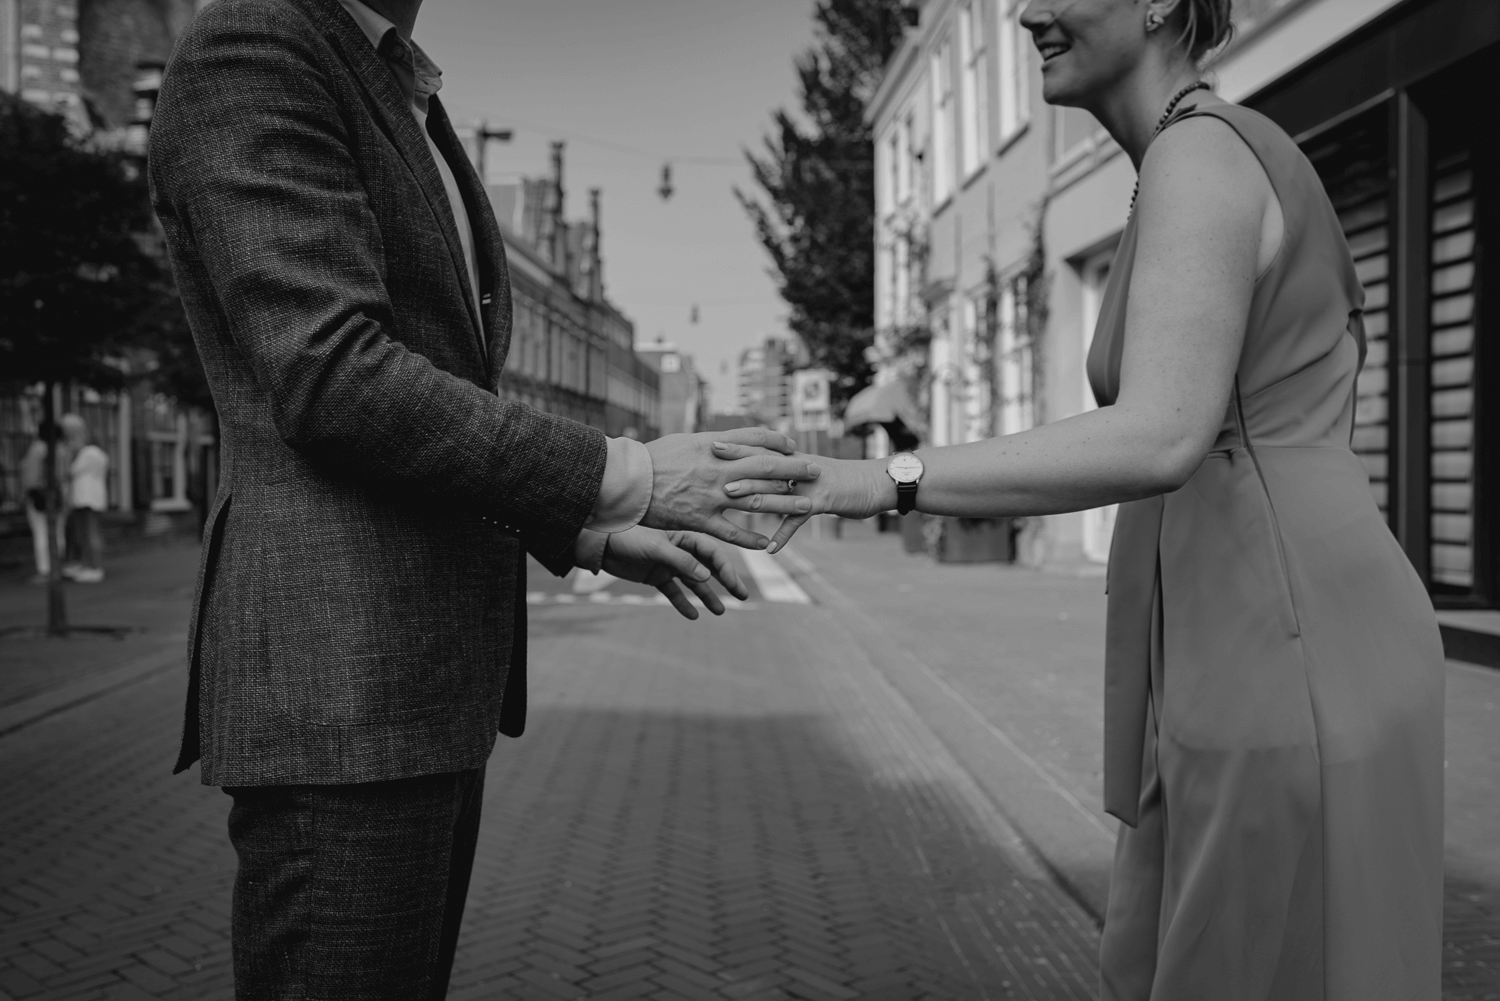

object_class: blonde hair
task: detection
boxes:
[1175,0,1234,62]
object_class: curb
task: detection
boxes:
[778,544,1115,924]
[0,635,186,739]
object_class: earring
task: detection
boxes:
[1145,10,1163,30]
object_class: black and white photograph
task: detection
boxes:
[1,0,1497,997]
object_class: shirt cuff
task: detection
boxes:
[584,436,652,534]
[572,529,608,573]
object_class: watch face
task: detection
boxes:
[888,452,923,484]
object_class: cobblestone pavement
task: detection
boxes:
[0,538,1099,1000]
[1,529,1496,999]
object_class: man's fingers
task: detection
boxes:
[656,578,700,620]
[685,576,726,616]
[709,442,790,461]
[678,534,749,600]
[651,539,712,583]
[724,493,814,515]
[723,455,821,482]
[709,428,796,454]
[767,513,811,554]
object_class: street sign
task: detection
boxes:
[792,369,831,432]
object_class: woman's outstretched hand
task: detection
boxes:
[721,454,895,554]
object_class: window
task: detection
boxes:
[996,282,1034,437]
[1053,106,1100,164]
[930,39,954,205]
[996,0,1030,143]
[144,393,189,511]
[894,235,910,322]
[884,129,900,215]
[958,1,988,177]
[896,112,913,204]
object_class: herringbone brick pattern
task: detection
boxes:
[448,604,1099,1000]
[0,582,1101,999]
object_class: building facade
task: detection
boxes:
[870,0,1498,608]
[736,337,801,431]
[636,338,708,437]
[484,146,660,442]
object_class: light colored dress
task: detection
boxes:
[1086,102,1445,1000]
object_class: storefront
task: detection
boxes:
[1247,0,1500,608]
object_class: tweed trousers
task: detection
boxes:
[225,768,485,1000]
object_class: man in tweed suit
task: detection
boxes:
[147,0,820,995]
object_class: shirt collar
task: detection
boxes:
[336,0,443,106]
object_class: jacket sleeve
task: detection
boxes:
[146,3,605,562]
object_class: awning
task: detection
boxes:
[843,380,925,433]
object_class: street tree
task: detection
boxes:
[737,0,909,409]
[0,93,165,634]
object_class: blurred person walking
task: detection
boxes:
[61,414,108,584]
[19,429,66,584]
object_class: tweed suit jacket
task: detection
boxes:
[148,0,608,786]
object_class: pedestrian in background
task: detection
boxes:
[19,429,66,584]
[61,414,108,584]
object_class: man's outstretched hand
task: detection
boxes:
[642,428,821,549]
[600,527,749,619]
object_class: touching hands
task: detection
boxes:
[642,428,823,550]
[599,526,749,619]
[722,455,895,554]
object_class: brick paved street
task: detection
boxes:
[0,529,1496,999]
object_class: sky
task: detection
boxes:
[415,0,823,411]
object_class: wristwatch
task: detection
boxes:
[887,452,924,515]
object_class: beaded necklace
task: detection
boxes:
[1129,81,1212,213]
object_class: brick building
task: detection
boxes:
[485,144,661,441]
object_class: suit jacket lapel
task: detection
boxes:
[427,95,515,381]
[312,0,486,362]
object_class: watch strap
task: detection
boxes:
[896,481,918,515]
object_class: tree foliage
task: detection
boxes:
[0,93,210,412]
[737,0,909,409]
[0,94,156,389]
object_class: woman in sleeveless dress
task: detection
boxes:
[723,0,1445,996]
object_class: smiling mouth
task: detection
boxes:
[1037,41,1071,63]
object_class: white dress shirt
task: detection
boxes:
[337,0,651,570]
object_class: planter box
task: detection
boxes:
[934,516,1014,564]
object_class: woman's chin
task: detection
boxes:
[1039,71,1086,108]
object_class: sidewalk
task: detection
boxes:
[785,529,1500,999]
[0,541,199,713]
[0,536,1102,1000]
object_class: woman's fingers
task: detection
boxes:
[655,578,700,620]
[723,492,814,515]
[767,513,812,554]
[722,454,821,483]
[722,478,792,497]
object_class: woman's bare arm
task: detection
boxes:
[737,115,1278,547]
